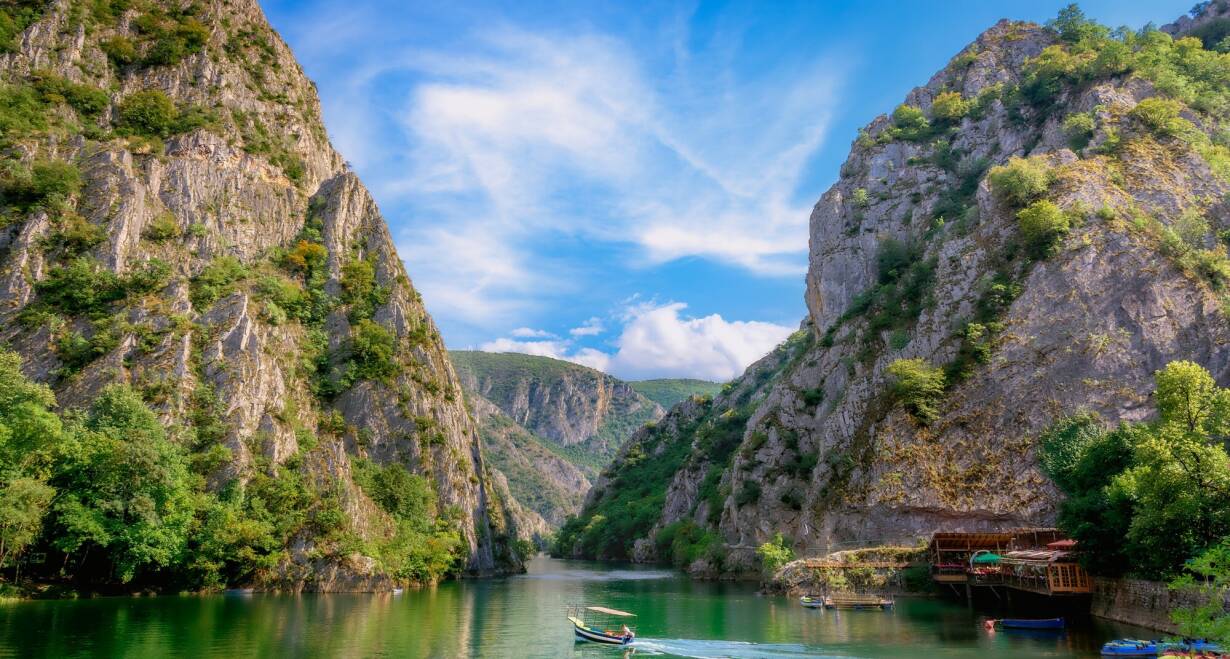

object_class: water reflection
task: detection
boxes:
[0,556,1158,659]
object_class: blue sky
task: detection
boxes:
[262,0,1191,381]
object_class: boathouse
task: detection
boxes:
[927,529,1093,598]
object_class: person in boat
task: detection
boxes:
[621,624,633,639]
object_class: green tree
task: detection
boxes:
[1170,539,1230,645]
[0,350,65,479]
[51,385,194,582]
[1155,360,1229,436]
[1041,418,1137,575]
[886,358,946,424]
[0,477,54,569]
[756,533,794,577]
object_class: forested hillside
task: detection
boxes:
[0,0,527,593]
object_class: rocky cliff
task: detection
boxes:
[451,351,663,475]
[0,0,524,588]
[561,5,1230,573]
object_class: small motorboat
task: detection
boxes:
[566,605,636,645]
[1101,639,1159,657]
[994,617,1065,630]
[799,596,825,608]
[823,594,894,610]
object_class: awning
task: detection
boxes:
[587,606,635,617]
[972,553,1001,564]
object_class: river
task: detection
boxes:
[0,556,1157,658]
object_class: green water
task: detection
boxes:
[0,556,1156,658]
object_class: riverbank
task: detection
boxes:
[765,546,931,596]
[765,550,1187,634]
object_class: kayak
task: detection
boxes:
[1101,640,1159,657]
[1102,639,1223,657]
[997,617,1064,630]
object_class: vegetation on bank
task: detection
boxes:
[0,349,467,592]
[1039,360,1230,640]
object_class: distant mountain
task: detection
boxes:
[450,351,665,527]
[630,379,724,409]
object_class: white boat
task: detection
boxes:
[799,596,825,608]
[566,605,636,645]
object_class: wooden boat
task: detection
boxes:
[823,594,894,610]
[995,617,1064,630]
[566,605,636,645]
[799,596,825,608]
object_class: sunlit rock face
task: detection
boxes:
[578,10,1230,574]
[0,0,527,587]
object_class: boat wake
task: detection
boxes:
[629,638,849,658]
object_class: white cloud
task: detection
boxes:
[599,302,795,381]
[479,338,573,359]
[569,317,604,337]
[480,302,795,382]
[314,23,842,334]
[511,327,556,338]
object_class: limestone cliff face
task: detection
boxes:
[0,0,523,586]
[468,394,588,530]
[569,8,1230,572]
[451,351,663,472]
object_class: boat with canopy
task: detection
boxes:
[566,605,636,645]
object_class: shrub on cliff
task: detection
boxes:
[117,89,177,136]
[886,358,945,425]
[930,91,970,124]
[988,157,1052,207]
[1016,199,1070,257]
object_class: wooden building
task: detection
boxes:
[927,532,1011,584]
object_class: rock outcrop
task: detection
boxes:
[564,6,1230,573]
[0,0,524,587]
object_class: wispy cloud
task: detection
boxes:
[304,18,842,336]
[569,317,604,337]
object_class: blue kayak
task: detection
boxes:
[1101,638,1223,656]
[998,617,1064,630]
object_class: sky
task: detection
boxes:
[262,0,1191,382]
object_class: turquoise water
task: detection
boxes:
[0,556,1155,658]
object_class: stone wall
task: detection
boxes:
[1090,577,1230,633]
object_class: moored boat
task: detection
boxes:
[566,605,636,645]
[823,594,894,610]
[799,596,825,608]
[1101,639,1222,657]
[995,617,1065,630]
